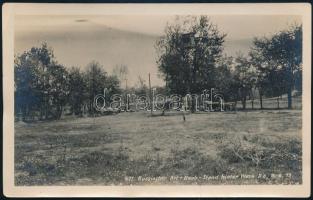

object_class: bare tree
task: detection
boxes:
[113,64,129,89]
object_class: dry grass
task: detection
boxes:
[15,110,302,185]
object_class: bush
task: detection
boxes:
[217,134,302,184]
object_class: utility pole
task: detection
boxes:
[148,73,152,116]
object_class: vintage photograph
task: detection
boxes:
[2,3,311,197]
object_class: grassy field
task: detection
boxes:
[15,109,302,185]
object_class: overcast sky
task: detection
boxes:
[14,15,301,87]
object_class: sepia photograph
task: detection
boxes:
[2,3,311,197]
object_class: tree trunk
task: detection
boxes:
[241,89,247,110]
[56,105,63,120]
[45,100,48,120]
[25,104,29,121]
[259,90,263,109]
[242,97,246,110]
[287,87,292,109]
[287,63,293,109]
[191,99,194,113]
[40,104,43,120]
[277,97,280,109]
[59,105,63,119]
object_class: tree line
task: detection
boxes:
[156,16,302,111]
[14,43,125,121]
[14,43,167,121]
[15,16,302,121]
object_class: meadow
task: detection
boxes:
[15,109,302,185]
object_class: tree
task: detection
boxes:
[104,75,121,99]
[269,24,302,108]
[156,16,226,96]
[15,53,41,120]
[112,64,129,90]
[250,24,302,109]
[233,54,256,110]
[68,67,87,116]
[15,43,69,120]
[85,61,108,114]
[249,39,271,109]
[46,64,69,119]
[215,55,238,102]
[135,76,148,95]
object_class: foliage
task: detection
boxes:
[15,44,121,120]
[156,16,226,95]
[68,67,87,116]
[14,43,69,120]
[249,24,302,108]
[14,22,303,121]
[233,54,257,109]
[215,56,237,101]
[156,17,302,110]
[112,64,129,89]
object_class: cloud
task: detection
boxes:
[75,19,88,23]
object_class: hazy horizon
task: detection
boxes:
[14,15,301,87]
